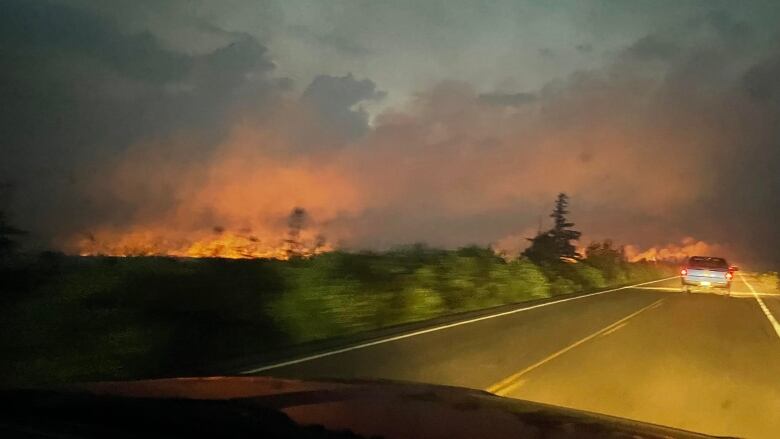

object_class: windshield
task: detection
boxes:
[2,1,780,438]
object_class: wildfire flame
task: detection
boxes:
[624,237,724,263]
[75,227,331,260]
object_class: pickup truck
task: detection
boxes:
[681,256,736,295]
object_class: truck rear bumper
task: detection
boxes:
[682,277,729,288]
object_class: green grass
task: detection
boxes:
[0,249,674,387]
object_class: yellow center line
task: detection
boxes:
[486,298,665,396]
[600,321,628,337]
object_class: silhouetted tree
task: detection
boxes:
[585,239,626,281]
[549,193,581,259]
[313,234,327,253]
[0,182,26,260]
[522,193,581,263]
[0,210,26,260]
[284,207,308,259]
[522,231,558,264]
[585,239,624,262]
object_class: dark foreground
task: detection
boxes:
[0,376,720,438]
[248,275,780,438]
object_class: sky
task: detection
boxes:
[1,0,780,267]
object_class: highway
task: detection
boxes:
[244,274,780,438]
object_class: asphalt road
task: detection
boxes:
[246,274,780,438]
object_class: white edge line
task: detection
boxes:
[740,273,780,340]
[240,276,678,374]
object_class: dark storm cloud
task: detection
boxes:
[301,73,385,139]
[0,0,281,241]
[0,0,188,83]
[0,0,278,161]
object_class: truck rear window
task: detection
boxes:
[688,257,728,269]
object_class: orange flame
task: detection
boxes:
[75,228,332,260]
[624,237,725,263]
